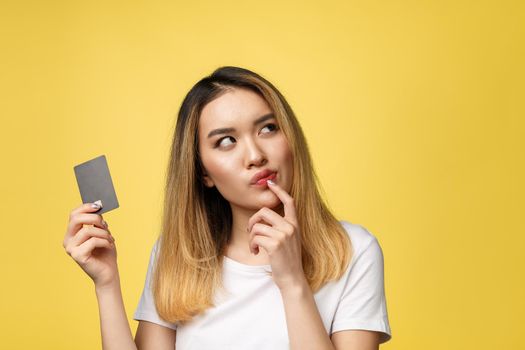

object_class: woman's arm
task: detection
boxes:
[331,330,379,350]
[95,277,137,350]
[135,321,177,349]
[280,282,335,350]
[96,277,177,350]
[281,283,381,350]
[63,203,176,349]
[62,203,138,349]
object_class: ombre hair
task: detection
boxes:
[152,66,353,325]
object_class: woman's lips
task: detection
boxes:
[252,172,277,186]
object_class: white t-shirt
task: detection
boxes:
[133,220,392,348]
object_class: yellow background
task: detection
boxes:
[1,1,523,349]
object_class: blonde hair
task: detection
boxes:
[152,66,353,325]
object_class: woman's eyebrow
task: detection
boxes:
[207,113,275,139]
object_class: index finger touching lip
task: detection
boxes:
[266,179,297,223]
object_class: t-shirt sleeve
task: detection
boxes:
[331,234,392,344]
[133,239,178,330]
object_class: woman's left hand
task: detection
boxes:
[247,179,307,293]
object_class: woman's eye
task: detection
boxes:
[261,123,278,134]
[214,124,278,149]
[215,136,235,148]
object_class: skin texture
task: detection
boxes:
[198,87,294,264]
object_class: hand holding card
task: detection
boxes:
[64,155,119,288]
[73,155,119,215]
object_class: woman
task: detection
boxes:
[63,66,392,349]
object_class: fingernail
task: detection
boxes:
[102,220,108,228]
[92,200,103,209]
[267,179,275,185]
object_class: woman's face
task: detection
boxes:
[198,87,293,211]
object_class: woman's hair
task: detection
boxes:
[152,66,353,325]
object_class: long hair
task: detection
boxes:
[152,66,353,324]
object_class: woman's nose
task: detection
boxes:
[244,138,267,167]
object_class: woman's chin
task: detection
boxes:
[228,189,284,211]
[256,194,282,209]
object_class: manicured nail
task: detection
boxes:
[92,200,103,209]
[267,179,275,185]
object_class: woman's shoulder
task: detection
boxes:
[338,220,381,255]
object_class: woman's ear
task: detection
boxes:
[199,160,214,188]
[202,172,215,188]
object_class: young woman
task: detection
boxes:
[63,66,392,350]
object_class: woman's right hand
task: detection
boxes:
[63,202,118,289]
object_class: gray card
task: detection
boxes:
[73,155,119,215]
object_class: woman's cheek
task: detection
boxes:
[211,159,238,189]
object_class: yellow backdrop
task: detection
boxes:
[1,1,523,349]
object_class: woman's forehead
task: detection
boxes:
[199,89,273,129]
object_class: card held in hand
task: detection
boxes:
[73,155,119,215]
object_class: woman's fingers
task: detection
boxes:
[69,202,103,218]
[63,202,109,250]
[63,202,119,287]
[70,225,114,247]
[250,234,274,256]
[265,180,298,225]
[247,207,283,232]
[71,237,113,265]
[66,212,108,239]
[64,226,113,257]
[248,223,283,254]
